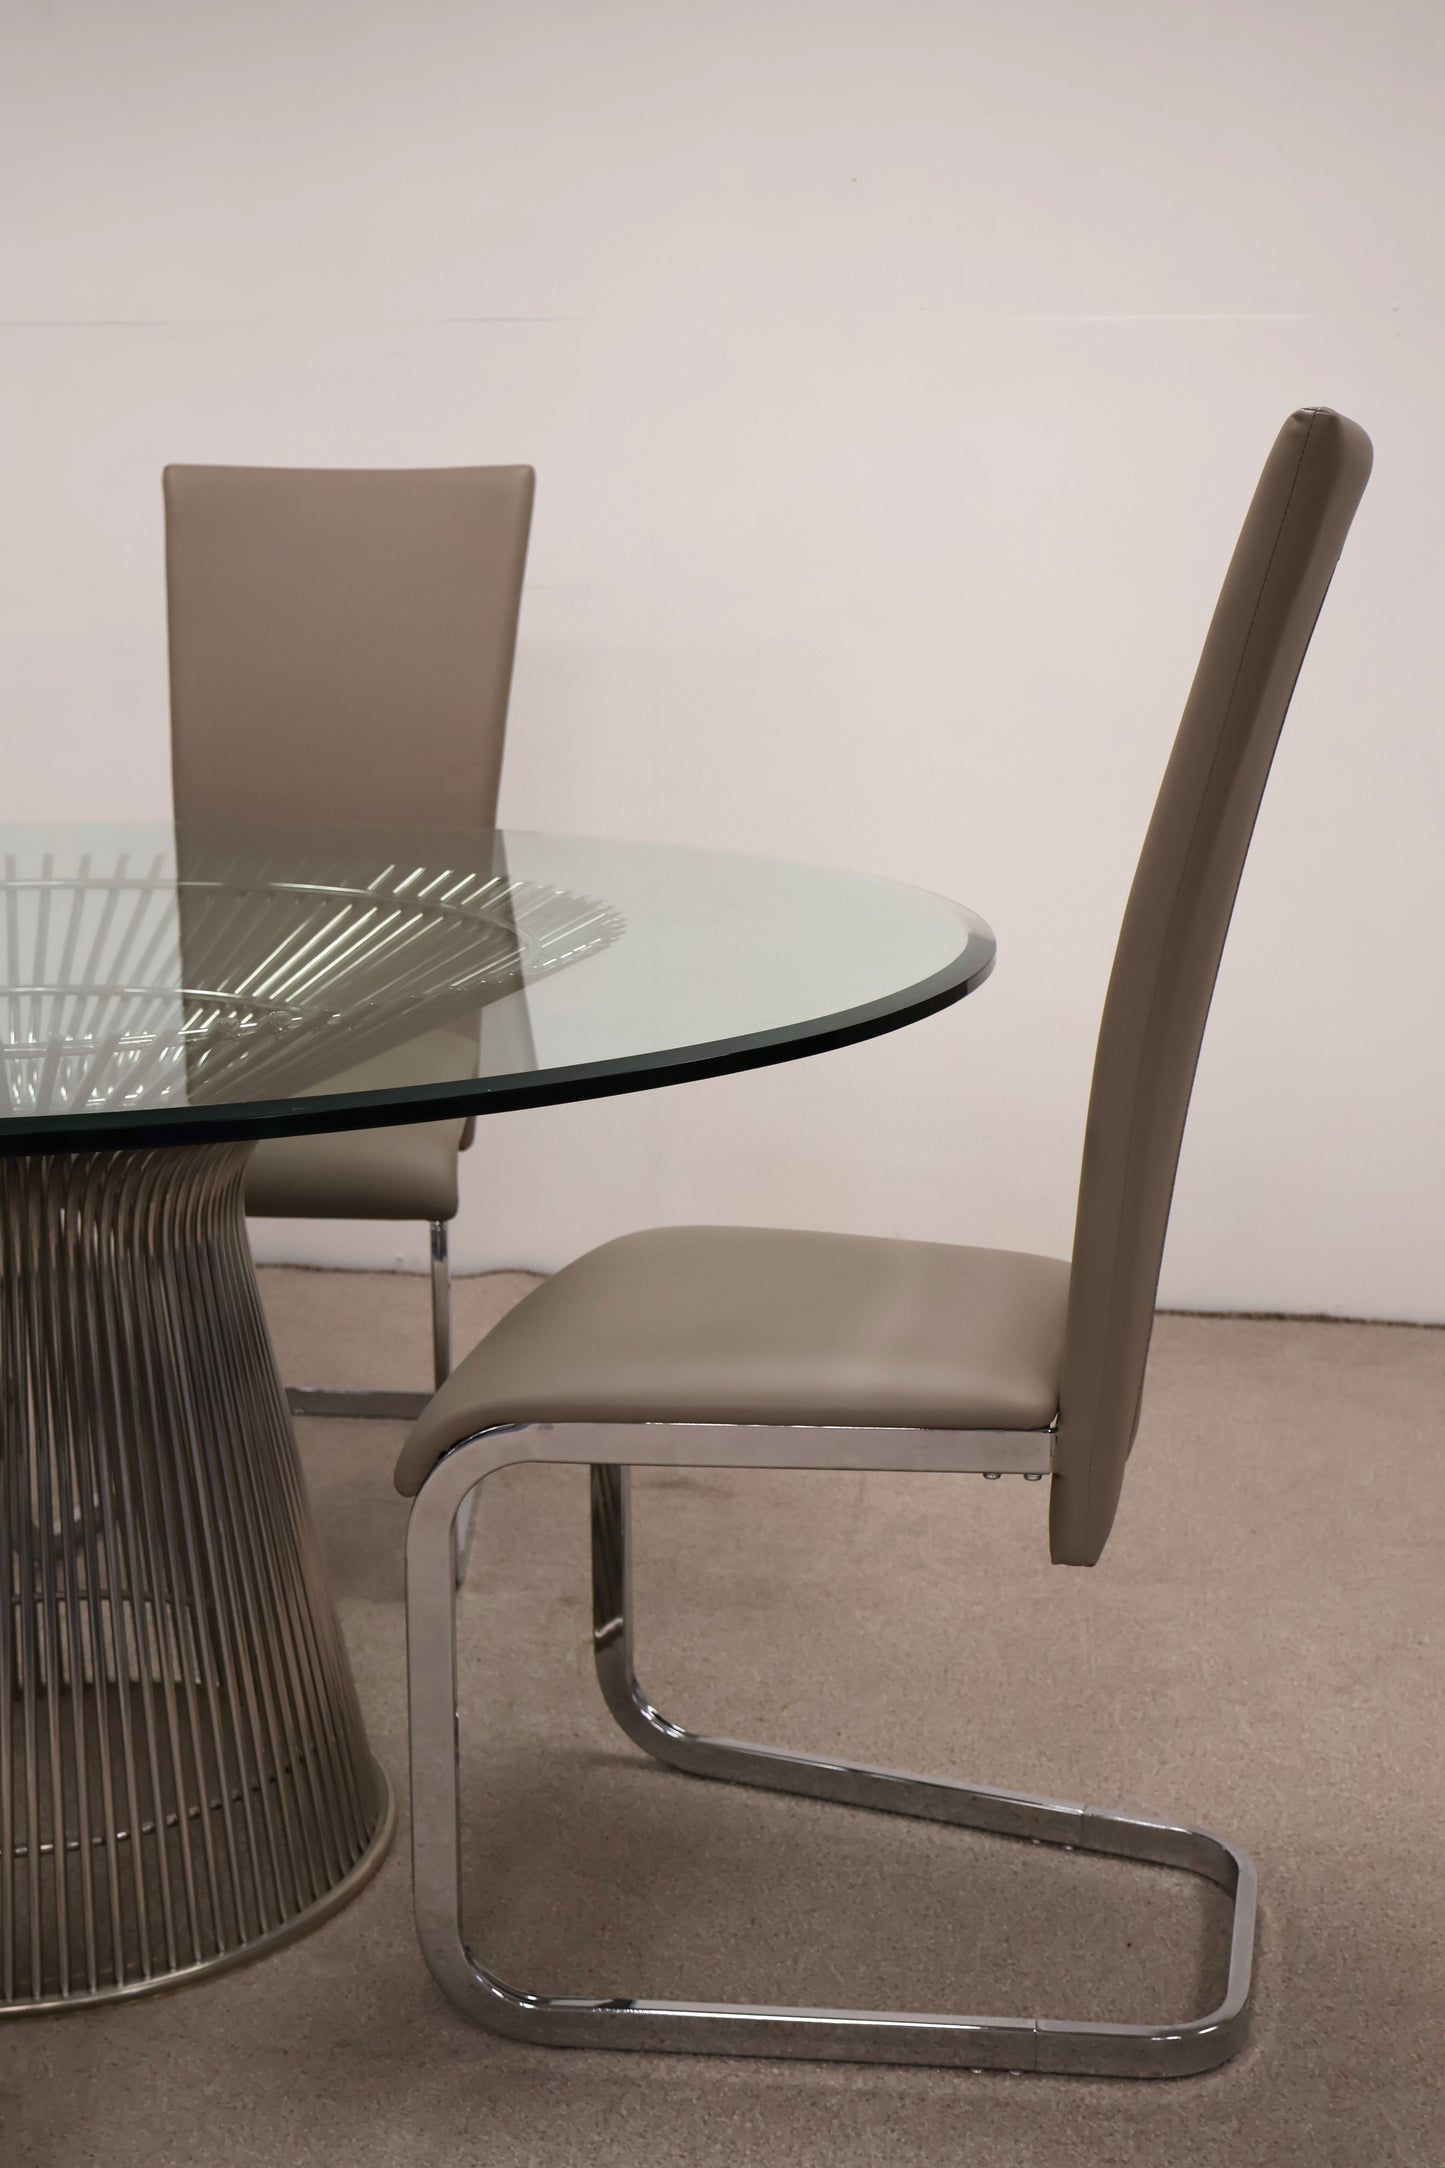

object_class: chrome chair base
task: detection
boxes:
[287,1387,431,1422]
[281,1218,453,1428]
[2,1144,394,2012]
[405,1428,1256,2078]
[280,1220,473,1583]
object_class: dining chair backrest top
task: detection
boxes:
[165,463,534,829]
[1051,408,1372,1566]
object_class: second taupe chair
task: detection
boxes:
[165,462,534,1416]
[398,410,1371,2077]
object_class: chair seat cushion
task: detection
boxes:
[245,1116,466,1221]
[394,1226,1071,1494]
[243,1026,478,1220]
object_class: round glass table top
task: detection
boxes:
[0,822,995,1154]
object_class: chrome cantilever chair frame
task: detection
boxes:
[405,1420,1256,2079]
[399,406,1372,2079]
[285,1217,452,1424]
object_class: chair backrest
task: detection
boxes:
[165,464,534,827]
[1050,409,1372,1567]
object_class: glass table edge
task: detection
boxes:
[0,920,996,1159]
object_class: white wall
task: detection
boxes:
[2,0,1442,1319]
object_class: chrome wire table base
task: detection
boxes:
[406,1435,1256,2079]
[0,1144,393,2011]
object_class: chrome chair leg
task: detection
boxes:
[283,1217,454,1425]
[429,1220,452,1388]
[405,1431,1256,2077]
[432,1222,478,1588]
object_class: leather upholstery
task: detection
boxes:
[1051,409,1372,1564]
[396,412,1371,1566]
[164,463,534,1222]
[241,1028,481,1221]
[165,464,533,830]
[394,1227,1070,1495]
[244,1119,463,1223]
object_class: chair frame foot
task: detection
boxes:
[277,1220,457,1426]
[287,1385,432,1420]
[281,1220,477,1580]
[405,1427,1256,2079]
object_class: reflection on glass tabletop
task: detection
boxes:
[0,823,995,1153]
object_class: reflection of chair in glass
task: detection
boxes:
[165,463,534,1416]
[397,410,1371,2077]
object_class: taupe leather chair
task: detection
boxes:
[398,410,1371,2077]
[165,462,534,1417]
